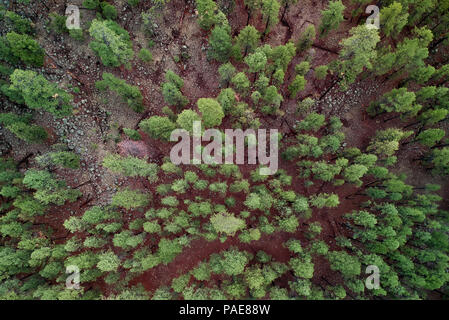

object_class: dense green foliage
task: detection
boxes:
[88,19,134,68]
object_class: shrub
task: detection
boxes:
[208,25,232,62]
[103,154,158,179]
[140,116,176,141]
[138,48,153,62]
[143,221,161,233]
[4,32,44,66]
[111,189,150,209]
[314,65,328,79]
[6,122,47,143]
[5,69,73,117]
[97,251,120,272]
[176,109,201,133]
[161,196,179,207]
[89,19,133,67]
[161,70,189,108]
[123,128,142,140]
[96,73,144,112]
[197,98,225,128]
[231,72,250,94]
[36,151,80,169]
[101,2,117,20]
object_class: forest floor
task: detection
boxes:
[1,0,448,296]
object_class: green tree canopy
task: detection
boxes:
[89,19,134,67]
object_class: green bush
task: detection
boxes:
[3,32,44,66]
[123,128,142,140]
[140,116,176,141]
[83,0,100,9]
[96,73,144,112]
[5,69,73,117]
[89,19,133,67]
[197,98,224,128]
[111,188,150,209]
[103,154,158,179]
[138,48,153,62]
[6,122,47,143]
[101,2,117,20]
[36,151,80,169]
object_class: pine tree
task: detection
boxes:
[161,70,189,108]
[367,88,417,118]
[429,147,449,176]
[244,50,268,73]
[221,249,250,276]
[208,25,232,62]
[327,251,361,277]
[83,0,100,9]
[36,151,80,169]
[296,113,325,132]
[217,88,237,115]
[111,188,150,209]
[261,0,280,37]
[314,65,328,80]
[97,251,120,272]
[176,109,201,133]
[197,98,225,128]
[367,128,413,158]
[139,116,177,141]
[88,19,134,67]
[235,25,260,56]
[218,63,237,87]
[280,0,299,21]
[5,69,73,117]
[289,255,314,279]
[6,122,48,143]
[196,0,219,30]
[332,25,380,90]
[288,75,306,98]
[414,129,445,147]
[380,2,408,38]
[319,0,345,38]
[376,28,432,79]
[96,73,144,112]
[244,0,262,25]
[296,25,316,53]
[231,72,250,94]
[103,154,159,179]
[3,32,44,66]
